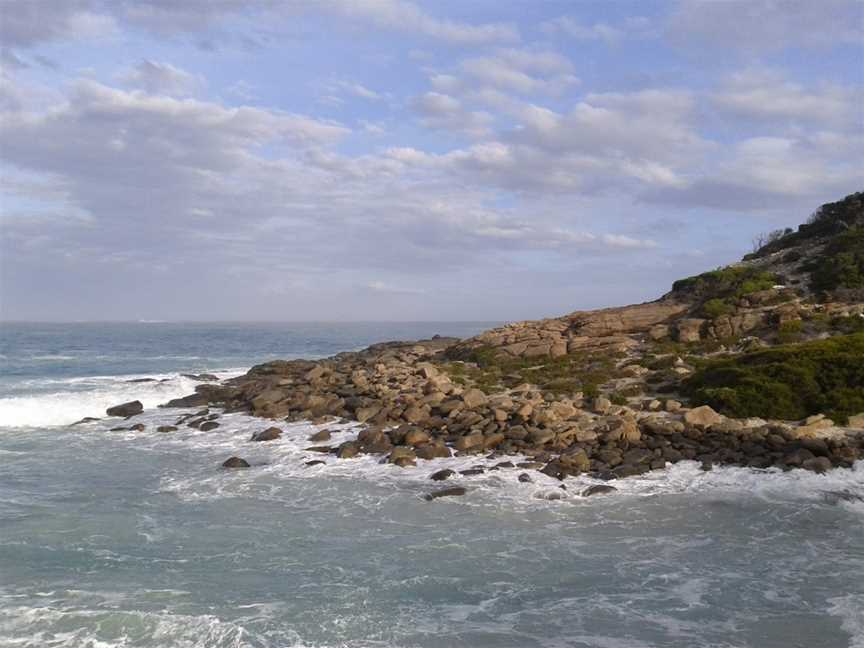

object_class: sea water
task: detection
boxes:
[0,322,862,648]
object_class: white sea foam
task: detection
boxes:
[0,370,245,429]
[828,594,864,648]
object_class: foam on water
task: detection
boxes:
[0,370,245,428]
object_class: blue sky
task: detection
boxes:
[1,0,862,321]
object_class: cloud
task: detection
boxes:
[321,0,519,44]
[120,60,205,97]
[0,1,117,48]
[713,69,861,131]
[667,0,864,52]
[458,48,579,96]
[411,92,493,137]
[541,16,624,44]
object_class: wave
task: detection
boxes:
[0,370,245,428]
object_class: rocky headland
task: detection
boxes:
[113,192,864,488]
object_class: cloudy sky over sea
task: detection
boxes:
[1,0,862,321]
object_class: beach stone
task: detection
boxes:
[337,441,360,459]
[199,421,220,431]
[684,405,723,428]
[404,429,431,446]
[462,389,488,409]
[582,484,618,497]
[459,468,485,476]
[802,456,832,473]
[455,434,484,451]
[518,473,533,483]
[429,468,456,481]
[424,487,467,501]
[415,444,451,460]
[222,457,250,468]
[251,427,282,442]
[162,393,209,408]
[106,400,143,417]
[593,396,612,414]
[157,425,178,433]
[308,429,331,442]
[71,417,101,425]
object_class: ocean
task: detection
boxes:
[0,322,862,648]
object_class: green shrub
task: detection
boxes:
[701,298,734,319]
[776,320,803,344]
[831,315,864,334]
[811,227,864,292]
[672,266,778,304]
[682,333,864,423]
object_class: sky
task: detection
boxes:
[0,0,862,322]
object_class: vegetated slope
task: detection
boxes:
[683,332,864,424]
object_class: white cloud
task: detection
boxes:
[411,92,493,138]
[713,69,861,130]
[542,16,624,44]
[120,60,204,97]
[668,0,863,51]
[321,0,520,44]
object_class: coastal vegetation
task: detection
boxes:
[683,333,864,424]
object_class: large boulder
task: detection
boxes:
[684,405,723,428]
[106,400,143,417]
[251,427,282,442]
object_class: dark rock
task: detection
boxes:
[71,417,100,426]
[430,469,456,481]
[305,460,326,467]
[337,441,360,459]
[251,427,282,442]
[161,393,209,408]
[424,487,467,501]
[199,421,220,431]
[459,468,485,476]
[222,457,250,468]
[308,429,331,442]
[305,445,333,453]
[802,456,832,473]
[157,425,178,433]
[518,473,533,483]
[129,423,145,432]
[582,484,618,497]
[126,378,156,383]
[106,400,143,417]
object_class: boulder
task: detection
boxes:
[802,456,832,473]
[429,468,456,481]
[251,427,282,442]
[424,487,467,501]
[199,421,220,431]
[161,393,209,408]
[222,457,250,469]
[847,413,864,429]
[157,425,178,433]
[71,416,101,425]
[462,388,488,409]
[308,429,332,442]
[684,405,723,428]
[337,441,360,459]
[455,434,484,451]
[415,444,451,460]
[106,400,143,417]
[582,484,617,497]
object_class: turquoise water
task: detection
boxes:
[0,323,862,647]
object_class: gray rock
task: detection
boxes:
[424,487,467,501]
[106,400,143,417]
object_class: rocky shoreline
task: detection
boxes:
[139,332,862,487]
[97,192,864,491]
